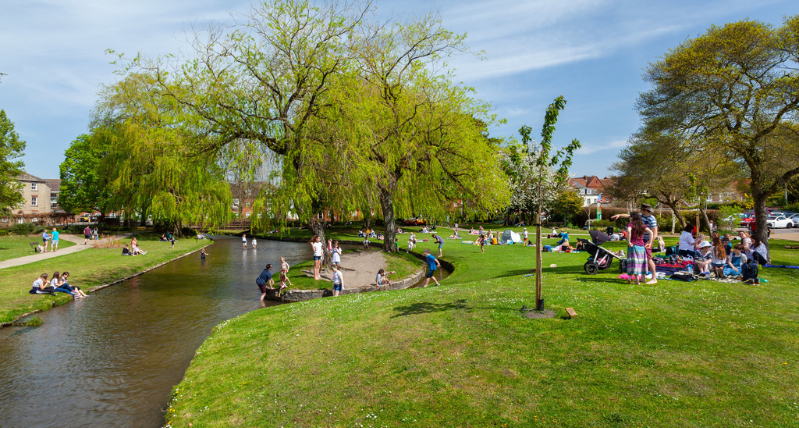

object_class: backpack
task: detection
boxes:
[741,260,759,281]
[670,273,694,282]
[665,245,677,256]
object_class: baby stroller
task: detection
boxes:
[578,237,626,275]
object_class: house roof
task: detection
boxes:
[569,175,612,190]
[44,179,61,192]
[16,172,46,183]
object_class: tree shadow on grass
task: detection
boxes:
[392,299,469,317]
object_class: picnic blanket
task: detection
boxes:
[764,264,799,269]
[655,261,692,275]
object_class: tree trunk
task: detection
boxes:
[699,205,712,235]
[363,212,372,231]
[665,200,686,229]
[752,189,770,257]
[380,187,397,253]
[307,217,332,268]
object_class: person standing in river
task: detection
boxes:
[256,263,274,301]
[242,233,247,250]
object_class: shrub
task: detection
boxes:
[10,222,37,236]
[785,202,799,212]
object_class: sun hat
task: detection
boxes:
[699,241,712,248]
[640,203,653,212]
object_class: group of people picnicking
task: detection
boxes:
[30,271,89,298]
[615,203,770,285]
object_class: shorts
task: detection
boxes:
[333,282,342,291]
[84,234,91,239]
[313,256,321,261]
[438,243,443,249]
[52,240,58,244]
[645,246,652,260]
[425,269,436,278]
[43,238,48,243]
[257,282,268,293]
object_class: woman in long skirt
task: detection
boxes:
[626,212,652,285]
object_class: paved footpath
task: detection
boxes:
[0,234,128,270]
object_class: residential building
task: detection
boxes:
[4,173,52,224]
[44,178,62,212]
[569,175,614,206]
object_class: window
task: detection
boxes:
[31,183,37,190]
[31,196,37,206]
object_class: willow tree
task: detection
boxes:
[93,74,232,233]
[119,0,372,248]
[315,14,509,252]
[639,16,799,247]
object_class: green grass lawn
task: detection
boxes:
[0,235,76,261]
[0,234,209,324]
[167,231,799,427]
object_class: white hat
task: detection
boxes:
[699,241,712,248]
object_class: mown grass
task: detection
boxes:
[0,235,76,261]
[168,231,799,427]
[0,234,209,324]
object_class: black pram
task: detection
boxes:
[579,233,626,275]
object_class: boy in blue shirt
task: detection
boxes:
[256,264,274,301]
[423,248,441,287]
[51,228,60,252]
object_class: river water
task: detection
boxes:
[0,236,310,428]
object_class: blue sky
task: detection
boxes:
[2,0,798,180]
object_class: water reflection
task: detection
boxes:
[0,236,309,428]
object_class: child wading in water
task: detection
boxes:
[625,213,652,285]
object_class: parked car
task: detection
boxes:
[740,215,756,227]
[402,217,426,225]
[767,216,794,229]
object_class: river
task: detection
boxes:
[0,236,309,428]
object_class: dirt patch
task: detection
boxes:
[300,250,387,289]
[524,309,557,319]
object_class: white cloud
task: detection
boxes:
[576,139,627,155]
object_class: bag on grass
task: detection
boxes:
[741,260,759,281]
[670,273,694,282]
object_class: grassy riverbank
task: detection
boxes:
[0,234,209,325]
[0,236,76,261]
[168,231,799,427]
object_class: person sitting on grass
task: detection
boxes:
[122,244,132,256]
[745,236,769,265]
[30,273,54,295]
[422,248,441,287]
[555,228,569,247]
[132,242,147,255]
[724,243,747,277]
[693,241,713,275]
[51,271,75,297]
[59,272,87,298]
[332,265,343,297]
[710,236,728,278]
[376,269,396,286]
[160,234,168,241]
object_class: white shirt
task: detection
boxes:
[33,278,44,289]
[332,247,341,263]
[312,242,323,257]
[678,231,696,251]
[333,270,343,284]
[523,230,528,238]
[50,278,60,288]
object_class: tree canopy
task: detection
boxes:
[637,16,799,247]
[0,110,26,214]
